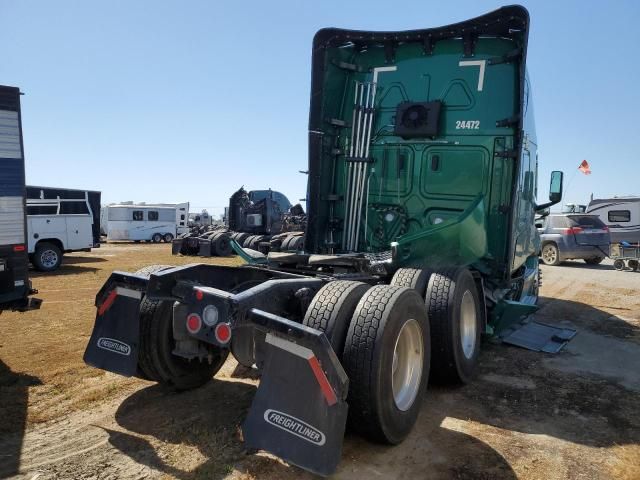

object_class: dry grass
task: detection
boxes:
[0,243,242,429]
[1,244,639,479]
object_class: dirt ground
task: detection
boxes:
[1,243,639,479]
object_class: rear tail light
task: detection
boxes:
[215,323,232,344]
[562,227,583,235]
[13,245,25,252]
[602,226,609,232]
[186,313,202,334]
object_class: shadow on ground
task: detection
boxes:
[60,255,108,265]
[30,264,100,277]
[554,259,639,272]
[108,297,639,479]
[114,378,256,479]
[0,359,42,479]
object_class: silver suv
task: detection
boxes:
[537,214,610,266]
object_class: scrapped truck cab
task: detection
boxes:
[84,6,563,476]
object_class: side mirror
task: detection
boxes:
[535,171,564,212]
[549,171,563,203]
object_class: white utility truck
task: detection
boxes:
[26,187,100,272]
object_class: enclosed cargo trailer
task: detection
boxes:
[0,86,38,311]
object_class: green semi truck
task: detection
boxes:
[84,5,562,475]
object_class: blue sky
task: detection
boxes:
[2,0,638,215]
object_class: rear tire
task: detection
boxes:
[343,285,430,444]
[289,236,304,251]
[425,268,482,385]
[212,233,232,256]
[281,235,294,251]
[541,243,560,266]
[242,235,256,248]
[249,235,266,250]
[163,233,174,243]
[135,265,228,390]
[303,281,370,354]
[32,242,63,272]
[628,260,639,271]
[391,268,431,297]
[584,257,604,265]
[234,232,250,246]
[152,233,163,243]
[614,259,625,271]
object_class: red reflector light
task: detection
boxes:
[186,313,202,334]
[13,245,25,252]
[563,227,583,235]
[215,323,231,344]
[195,289,204,301]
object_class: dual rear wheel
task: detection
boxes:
[134,263,482,441]
[134,265,228,390]
[303,267,483,444]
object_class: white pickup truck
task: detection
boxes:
[26,194,96,271]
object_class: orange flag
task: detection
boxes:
[578,160,591,175]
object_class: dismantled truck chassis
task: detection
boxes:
[172,187,306,257]
[84,6,564,476]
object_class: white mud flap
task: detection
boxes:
[243,309,349,476]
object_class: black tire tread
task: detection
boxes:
[391,268,431,296]
[342,285,415,442]
[134,264,227,390]
[134,265,174,382]
[426,268,481,384]
[303,280,369,354]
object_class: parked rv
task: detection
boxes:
[26,186,101,272]
[0,86,38,310]
[105,202,189,242]
[586,197,640,243]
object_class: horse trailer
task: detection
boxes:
[105,202,189,243]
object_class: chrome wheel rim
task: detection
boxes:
[460,290,477,359]
[41,249,58,269]
[392,319,424,411]
[542,245,557,264]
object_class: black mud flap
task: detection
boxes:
[243,309,349,477]
[171,238,184,255]
[198,238,213,257]
[83,272,148,377]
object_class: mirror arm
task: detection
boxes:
[535,199,560,212]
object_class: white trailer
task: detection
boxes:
[26,193,96,271]
[586,197,640,243]
[105,202,189,242]
[188,209,213,227]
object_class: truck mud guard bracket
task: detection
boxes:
[243,308,348,476]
